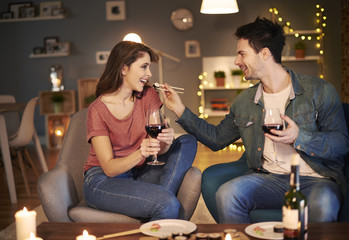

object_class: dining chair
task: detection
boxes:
[0,95,20,136]
[9,97,40,195]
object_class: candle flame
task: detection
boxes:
[83,230,89,236]
[29,232,36,240]
[225,233,232,240]
[23,207,28,213]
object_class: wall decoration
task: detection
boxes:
[53,42,70,54]
[106,1,126,21]
[9,2,32,18]
[1,12,13,19]
[185,40,200,58]
[19,6,35,18]
[44,36,59,54]
[40,1,62,17]
[52,8,65,17]
[96,51,110,64]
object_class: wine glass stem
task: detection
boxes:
[273,141,278,163]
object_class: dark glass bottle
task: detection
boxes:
[282,156,308,240]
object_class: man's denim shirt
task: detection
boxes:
[177,67,349,194]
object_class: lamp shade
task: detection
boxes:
[123,33,142,43]
[200,0,239,14]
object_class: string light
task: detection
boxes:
[269,4,326,78]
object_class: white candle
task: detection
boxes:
[15,207,37,240]
[76,230,96,240]
[24,232,43,240]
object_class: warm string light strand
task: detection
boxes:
[269,4,326,78]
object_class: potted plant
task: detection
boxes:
[85,94,96,106]
[231,69,244,87]
[214,71,226,87]
[50,92,65,113]
[294,40,306,59]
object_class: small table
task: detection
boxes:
[0,103,48,204]
[37,222,349,240]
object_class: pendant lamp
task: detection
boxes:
[200,0,239,14]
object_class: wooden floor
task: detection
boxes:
[0,142,244,231]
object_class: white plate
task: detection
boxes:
[245,221,283,240]
[140,219,197,238]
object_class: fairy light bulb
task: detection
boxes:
[269,8,273,12]
[286,22,290,26]
[301,36,306,40]
[307,36,312,40]
[295,33,299,37]
[278,17,282,22]
[316,43,321,48]
[197,91,202,96]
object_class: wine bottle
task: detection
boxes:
[282,155,308,240]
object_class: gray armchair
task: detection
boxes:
[37,109,202,223]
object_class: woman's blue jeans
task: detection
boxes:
[216,173,343,223]
[83,134,197,221]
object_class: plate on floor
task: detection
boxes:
[140,219,197,237]
[245,221,283,240]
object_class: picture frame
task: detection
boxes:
[44,36,59,54]
[53,42,70,54]
[185,40,201,58]
[33,47,44,55]
[96,51,110,64]
[106,0,126,21]
[1,12,13,19]
[9,2,32,18]
[19,6,35,18]
[51,8,65,17]
[40,1,62,17]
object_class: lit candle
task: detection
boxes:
[15,207,37,240]
[76,230,96,240]
[24,232,43,240]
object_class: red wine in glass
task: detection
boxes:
[262,124,284,136]
[145,109,166,166]
[145,124,166,138]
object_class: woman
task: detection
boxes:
[83,41,197,221]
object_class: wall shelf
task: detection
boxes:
[0,15,65,23]
[282,55,322,61]
[29,52,69,58]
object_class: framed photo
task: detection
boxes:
[9,2,32,18]
[44,36,59,53]
[1,12,13,19]
[96,51,110,64]
[40,1,62,17]
[53,42,70,54]
[185,40,201,58]
[33,47,44,55]
[52,8,65,17]
[19,6,35,18]
[106,0,126,21]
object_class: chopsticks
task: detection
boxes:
[153,82,184,94]
[97,228,152,240]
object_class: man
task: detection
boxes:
[162,17,349,223]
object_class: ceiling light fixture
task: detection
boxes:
[200,0,239,14]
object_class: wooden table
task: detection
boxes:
[0,103,48,204]
[37,222,349,240]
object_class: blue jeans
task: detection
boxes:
[83,134,197,221]
[216,173,342,223]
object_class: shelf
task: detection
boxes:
[0,15,65,23]
[282,55,322,61]
[202,86,248,91]
[285,30,321,35]
[29,52,69,58]
[204,108,229,117]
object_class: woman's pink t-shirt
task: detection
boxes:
[84,87,162,172]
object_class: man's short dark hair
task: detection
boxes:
[235,17,285,64]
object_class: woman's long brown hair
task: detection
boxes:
[95,41,158,98]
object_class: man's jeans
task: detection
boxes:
[216,173,342,223]
[83,134,197,221]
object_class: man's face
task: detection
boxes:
[234,38,264,80]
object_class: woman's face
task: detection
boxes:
[122,52,152,92]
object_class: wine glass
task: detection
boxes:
[145,109,166,165]
[262,108,284,164]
